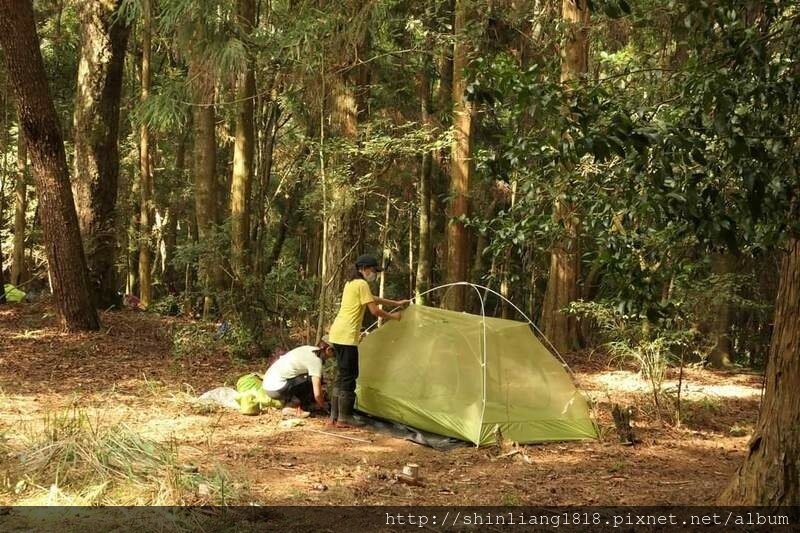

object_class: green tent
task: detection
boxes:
[356,304,598,446]
[3,284,26,303]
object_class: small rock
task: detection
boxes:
[729,426,748,437]
[312,483,328,492]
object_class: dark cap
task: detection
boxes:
[355,254,383,272]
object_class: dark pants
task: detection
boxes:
[334,344,359,394]
[266,374,314,408]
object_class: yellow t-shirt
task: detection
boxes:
[328,279,375,346]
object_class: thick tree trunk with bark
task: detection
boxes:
[230,0,256,279]
[0,1,100,330]
[138,0,153,308]
[541,198,581,351]
[720,236,800,506]
[320,13,371,326]
[72,0,130,308]
[444,0,474,311]
[12,123,28,286]
[190,56,220,317]
[541,0,589,353]
[324,72,359,317]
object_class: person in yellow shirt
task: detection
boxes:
[328,254,409,428]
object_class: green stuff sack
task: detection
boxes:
[236,373,283,410]
[3,284,26,303]
[236,373,262,393]
[238,393,260,415]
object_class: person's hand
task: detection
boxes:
[397,299,412,307]
[391,311,402,321]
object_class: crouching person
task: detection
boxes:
[262,336,334,417]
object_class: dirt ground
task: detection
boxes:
[0,303,763,505]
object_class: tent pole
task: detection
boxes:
[403,281,576,377]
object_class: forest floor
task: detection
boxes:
[0,303,763,506]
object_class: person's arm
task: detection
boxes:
[367,301,401,321]
[373,296,411,308]
[311,376,326,409]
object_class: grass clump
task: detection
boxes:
[0,408,241,505]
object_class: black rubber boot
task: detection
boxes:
[328,388,339,425]
[335,391,364,428]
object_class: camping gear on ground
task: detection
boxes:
[197,387,240,410]
[237,372,283,408]
[356,303,598,446]
[239,393,260,415]
[197,374,283,414]
[236,373,264,394]
[3,284,26,303]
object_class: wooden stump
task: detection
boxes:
[612,404,637,445]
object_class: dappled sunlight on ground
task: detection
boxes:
[0,304,765,505]
[584,370,762,399]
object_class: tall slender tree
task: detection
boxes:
[72,0,131,308]
[11,119,27,286]
[138,0,153,308]
[319,1,373,327]
[540,0,589,353]
[444,0,474,311]
[415,60,433,304]
[0,0,100,330]
[0,85,6,304]
[230,0,256,280]
[191,52,219,317]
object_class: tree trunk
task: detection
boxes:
[72,0,130,308]
[138,0,153,308]
[444,0,474,312]
[707,252,736,368]
[11,120,28,286]
[230,0,256,279]
[541,199,581,352]
[253,97,279,276]
[415,60,433,305]
[720,236,800,505]
[126,171,139,296]
[540,0,589,353]
[323,76,355,317]
[264,183,299,276]
[379,195,391,303]
[0,91,6,304]
[190,54,220,318]
[321,56,367,326]
[162,130,188,293]
[0,1,99,330]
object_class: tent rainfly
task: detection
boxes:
[356,303,598,446]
